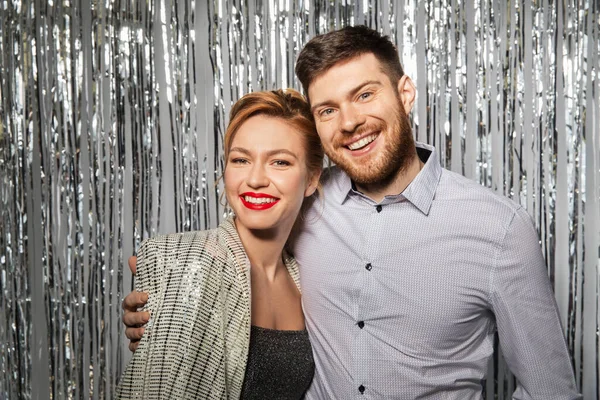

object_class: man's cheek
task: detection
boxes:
[317,132,336,147]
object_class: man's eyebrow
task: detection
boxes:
[228,147,299,159]
[310,80,383,113]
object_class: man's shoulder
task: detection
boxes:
[437,168,523,222]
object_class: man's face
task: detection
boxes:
[307,53,415,185]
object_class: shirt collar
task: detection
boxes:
[401,142,442,215]
[330,142,442,215]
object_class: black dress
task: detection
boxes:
[240,325,315,399]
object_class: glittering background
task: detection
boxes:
[0,0,598,398]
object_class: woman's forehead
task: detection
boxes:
[230,115,307,152]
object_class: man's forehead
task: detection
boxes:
[306,53,387,103]
[308,52,380,81]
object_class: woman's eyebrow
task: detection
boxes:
[229,147,298,159]
[265,149,298,159]
[228,147,250,155]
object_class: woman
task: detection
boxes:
[116,89,323,399]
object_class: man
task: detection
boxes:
[122,26,580,399]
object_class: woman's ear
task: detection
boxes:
[304,169,322,197]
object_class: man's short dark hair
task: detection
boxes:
[295,25,404,96]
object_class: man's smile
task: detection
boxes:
[346,133,379,151]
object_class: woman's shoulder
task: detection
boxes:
[142,228,217,247]
[138,224,231,267]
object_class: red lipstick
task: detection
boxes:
[239,192,279,210]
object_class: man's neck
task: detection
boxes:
[355,153,424,203]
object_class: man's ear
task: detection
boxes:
[397,75,416,114]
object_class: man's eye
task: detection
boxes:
[359,92,372,100]
[231,158,248,164]
[320,108,334,116]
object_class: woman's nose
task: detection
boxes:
[246,163,269,188]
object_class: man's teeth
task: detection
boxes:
[244,196,277,204]
[348,134,377,150]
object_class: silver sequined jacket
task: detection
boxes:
[116,218,301,399]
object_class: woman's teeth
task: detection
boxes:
[348,134,377,150]
[243,196,277,204]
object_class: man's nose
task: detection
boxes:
[246,163,269,188]
[339,104,366,133]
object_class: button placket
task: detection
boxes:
[352,202,381,397]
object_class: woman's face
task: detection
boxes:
[225,115,318,233]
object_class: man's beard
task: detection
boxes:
[326,104,416,187]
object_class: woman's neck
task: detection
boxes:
[234,219,292,282]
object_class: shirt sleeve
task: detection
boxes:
[490,206,581,400]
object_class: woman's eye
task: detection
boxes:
[273,160,291,166]
[231,158,248,164]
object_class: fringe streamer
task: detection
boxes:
[0,0,598,398]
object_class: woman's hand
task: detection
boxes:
[121,256,150,352]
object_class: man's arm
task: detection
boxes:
[491,206,581,399]
[122,256,150,352]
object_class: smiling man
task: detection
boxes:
[122,26,581,399]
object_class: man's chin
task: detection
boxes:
[334,156,405,187]
[337,163,384,185]
[349,172,387,186]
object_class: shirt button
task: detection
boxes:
[365,263,372,271]
[376,205,382,213]
[358,385,366,394]
[358,321,365,329]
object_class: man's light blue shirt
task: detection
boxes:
[292,142,580,399]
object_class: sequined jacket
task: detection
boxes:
[116,218,301,399]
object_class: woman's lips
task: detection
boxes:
[239,193,280,210]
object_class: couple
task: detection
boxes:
[118,26,581,399]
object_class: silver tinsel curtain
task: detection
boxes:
[0,0,598,398]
